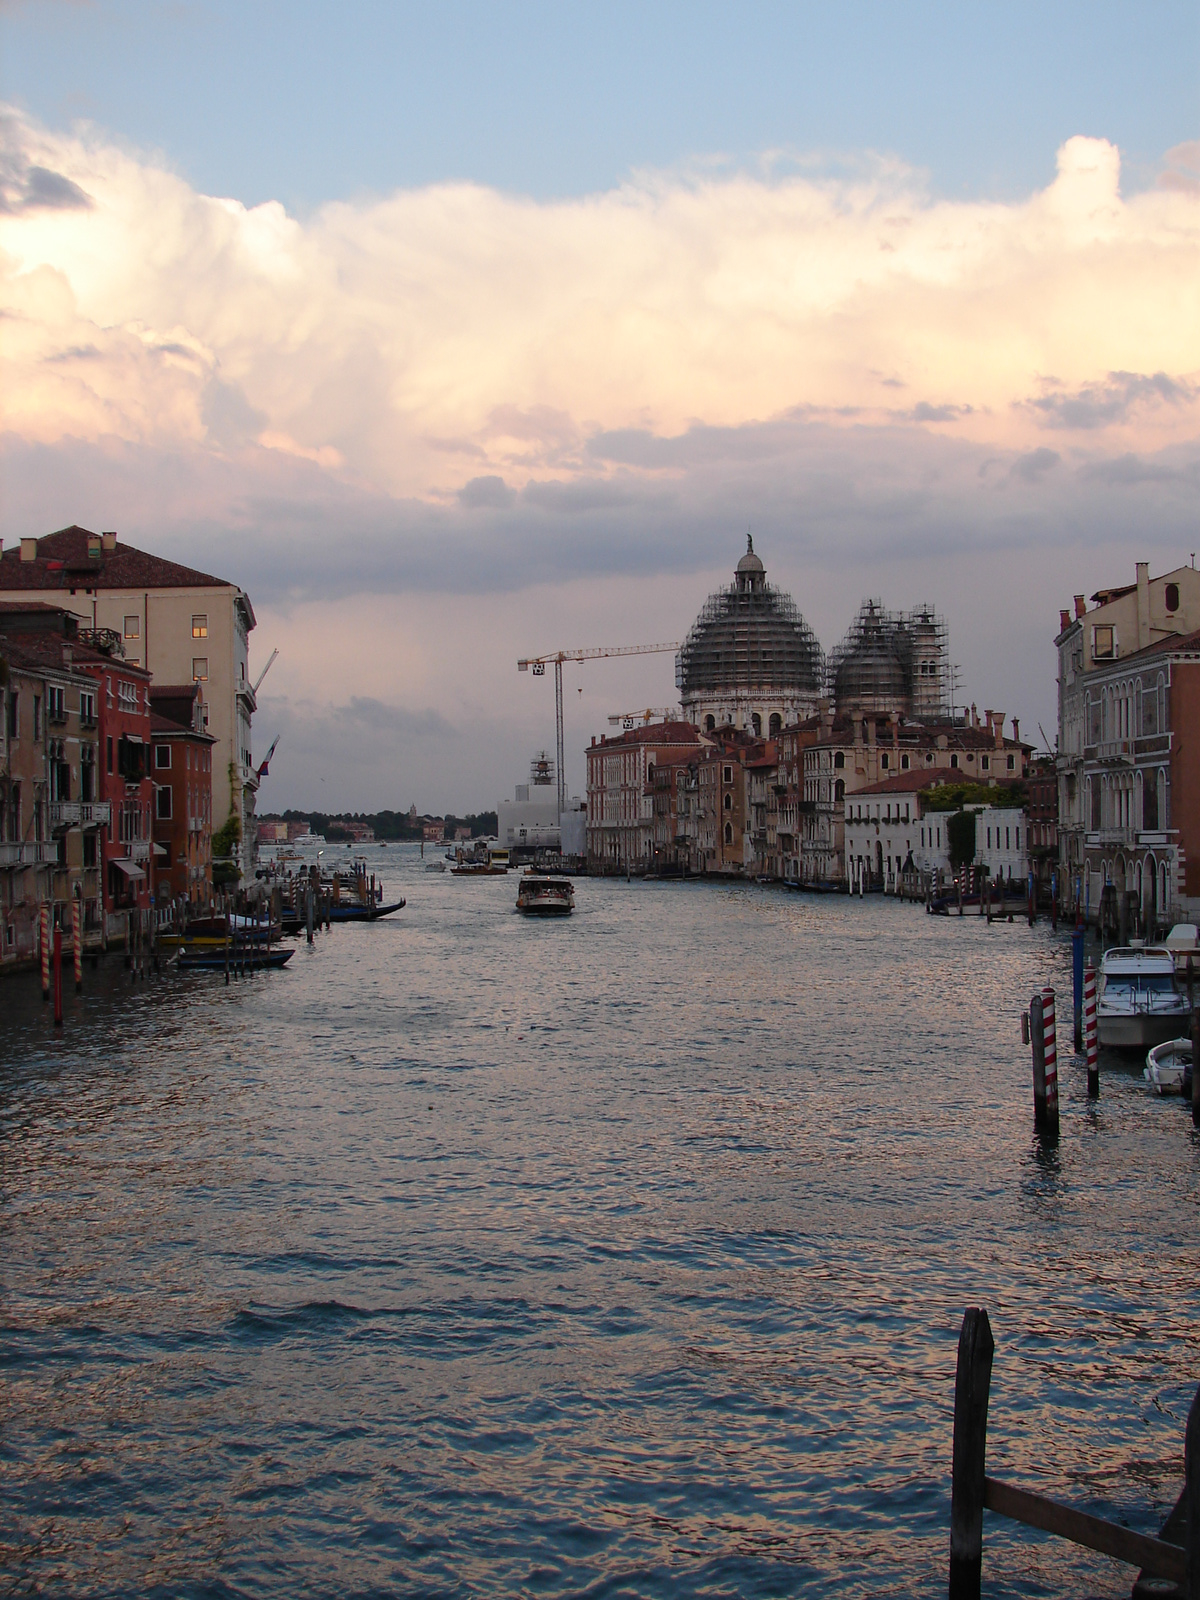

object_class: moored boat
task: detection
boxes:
[1144,1037,1193,1095]
[177,946,294,970]
[1097,946,1189,1049]
[516,874,574,915]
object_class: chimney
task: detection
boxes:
[1012,718,1020,743]
[1074,594,1086,620]
[101,532,117,552]
[984,709,994,736]
[992,712,1004,749]
[971,703,978,730]
[87,534,102,560]
[20,537,37,563]
[1059,608,1071,633]
[1136,560,1150,650]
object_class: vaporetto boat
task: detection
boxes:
[516,874,575,916]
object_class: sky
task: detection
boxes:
[1,1,1198,812]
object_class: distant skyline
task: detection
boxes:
[1,3,1197,811]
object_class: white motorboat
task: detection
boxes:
[1097,946,1190,1049]
[425,859,447,872]
[1144,1037,1193,1095]
[516,874,574,916]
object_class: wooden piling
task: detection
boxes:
[52,926,63,1026]
[1192,1009,1200,1133]
[71,899,83,993]
[1030,994,1048,1129]
[1186,1384,1199,1599]
[1084,966,1098,1098]
[40,903,50,1000]
[949,1307,995,1600]
[1041,986,1060,1138]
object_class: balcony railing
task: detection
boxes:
[81,802,110,827]
[0,841,55,867]
[80,712,98,730]
[49,801,81,827]
[128,839,151,861]
[47,705,69,726]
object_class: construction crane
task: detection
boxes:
[518,642,680,813]
[608,707,679,731]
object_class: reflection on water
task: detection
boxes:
[2,846,1198,1597]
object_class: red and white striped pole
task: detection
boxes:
[52,924,63,1026]
[1083,964,1098,1097]
[39,903,50,1001]
[1041,985,1060,1134]
[71,898,83,994]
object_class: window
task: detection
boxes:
[80,691,96,726]
[82,831,97,867]
[981,756,989,772]
[156,786,172,820]
[724,822,733,845]
[47,685,65,722]
[950,753,959,769]
[123,614,140,639]
[901,754,910,770]
[705,715,715,733]
[1006,754,1015,770]
[1093,624,1115,659]
[834,779,845,803]
[192,658,208,682]
[881,753,889,770]
[1166,583,1179,613]
[33,695,41,739]
[155,744,172,770]
[118,680,137,711]
[723,765,732,784]
[106,735,113,774]
[987,827,992,848]
[191,614,208,638]
[1005,827,1011,850]
[833,750,844,770]
[723,792,732,811]
[5,691,17,739]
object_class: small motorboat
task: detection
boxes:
[516,874,575,916]
[1145,1037,1194,1095]
[326,898,406,922]
[425,860,447,872]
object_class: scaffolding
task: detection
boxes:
[676,582,824,700]
[827,600,949,718]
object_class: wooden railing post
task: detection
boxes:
[949,1308,995,1598]
[1186,1383,1199,1600]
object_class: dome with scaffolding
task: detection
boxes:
[828,600,949,718]
[676,538,824,736]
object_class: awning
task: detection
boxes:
[152,843,168,858]
[122,735,145,746]
[111,858,146,882]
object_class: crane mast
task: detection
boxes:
[517,641,681,814]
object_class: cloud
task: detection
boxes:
[1024,371,1199,430]
[1,106,1198,806]
[1159,141,1200,196]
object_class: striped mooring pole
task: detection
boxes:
[1083,964,1098,1097]
[1040,985,1060,1137]
[71,899,83,993]
[39,903,50,1001]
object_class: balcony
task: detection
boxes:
[80,802,110,827]
[47,705,69,726]
[0,841,54,867]
[80,712,98,730]
[127,839,151,861]
[49,801,82,828]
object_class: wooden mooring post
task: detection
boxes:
[1028,991,1060,1139]
[1084,964,1099,1098]
[1192,1007,1200,1133]
[948,1308,1198,1599]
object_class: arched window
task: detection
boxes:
[705,714,715,732]
[834,750,845,770]
[1166,582,1180,613]
[751,713,762,737]
[769,712,782,737]
[724,822,733,845]
[834,779,845,803]
[723,792,732,811]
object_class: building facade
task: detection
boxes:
[150,683,215,908]
[587,722,704,871]
[1056,562,1200,930]
[0,527,260,880]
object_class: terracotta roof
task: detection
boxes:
[598,721,701,747]
[0,526,236,594]
[855,771,948,796]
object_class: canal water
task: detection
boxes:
[2,847,1197,1598]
